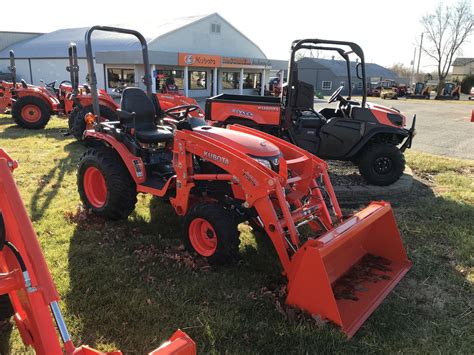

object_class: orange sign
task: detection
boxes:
[179,53,221,67]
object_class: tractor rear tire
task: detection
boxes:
[183,203,240,265]
[78,146,137,220]
[358,143,405,186]
[12,96,51,129]
[69,105,117,141]
[67,106,81,139]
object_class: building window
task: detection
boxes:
[189,71,207,90]
[107,68,135,89]
[243,72,262,89]
[211,23,221,33]
[322,81,332,90]
[156,69,184,90]
[222,72,240,89]
[358,81,363,89]
[340,81,345,87]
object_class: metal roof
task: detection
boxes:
[0,13,268,60]
[452,57,474,66]
[0,14,210,58]
[298,57,398,79]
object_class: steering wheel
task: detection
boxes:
[164,105,200,121]
[59,80,71,87]
[327,85,345,104]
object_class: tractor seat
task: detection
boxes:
[120,87,172,144]
[135,128,172,144]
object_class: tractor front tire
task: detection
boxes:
[78,146,137,220]
[12,96,51,129]
[358,143,405,186]
[183,203,240,265]
[69,105,117,141]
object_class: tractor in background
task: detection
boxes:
[406,82,431,99]
[0,51,18,114]
[435,82,461,100]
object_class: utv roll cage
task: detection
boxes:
[284,39,367,126]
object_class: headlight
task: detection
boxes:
[254,158,272,170]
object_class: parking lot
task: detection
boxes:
[315,97,474,160]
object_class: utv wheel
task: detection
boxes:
[12,96,50,129]
[69,105,117,141]
[183,203,240,265]
[78,146,137,219]
[358,143,405,186]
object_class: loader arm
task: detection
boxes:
[173,125,411,337]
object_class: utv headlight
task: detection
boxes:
[254,158,272,170]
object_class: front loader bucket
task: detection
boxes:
[286,202,411,338]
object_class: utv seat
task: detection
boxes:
[298,110,326,129]
[120,87,172,144]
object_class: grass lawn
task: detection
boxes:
[0,115,473,353]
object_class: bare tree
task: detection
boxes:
[389,63,413,78]
[421,0,473,93]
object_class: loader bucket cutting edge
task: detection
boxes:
[286,201,412,338]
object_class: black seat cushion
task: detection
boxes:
[121,87,172,143]
[136,128,173,143]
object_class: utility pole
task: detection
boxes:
[416,32,423,77]
[410,47,417,85]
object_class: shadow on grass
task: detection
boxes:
[0,117,14,126]
[3,120,70,140]
[29,141,85,221]
[60,178,473,353]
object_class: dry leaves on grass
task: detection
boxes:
[248,285,329,328]
[132,243,211,274]
[63,205,106,226]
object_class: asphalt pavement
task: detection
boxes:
[198,96,474,160]
[344,98,474,160]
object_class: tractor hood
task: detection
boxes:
[192,126,280,157]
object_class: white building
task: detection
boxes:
[0,14,271,98]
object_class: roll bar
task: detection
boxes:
[297,45,353,99]
[8,50,16,86]
[84,25,152,120]
[284,39,367,126]
[66,43,80,96]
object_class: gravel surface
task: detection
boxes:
[327,160,366,186]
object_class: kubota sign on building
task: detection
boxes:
[178,53,221,67]
[179,53,268,69]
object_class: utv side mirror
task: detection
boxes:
[356,63,362,79]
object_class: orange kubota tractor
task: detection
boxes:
[0,147,196,354]
[66,43,204,141]
[0,51,19,114]
[77,26,412,338]
[1,49,117,130]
